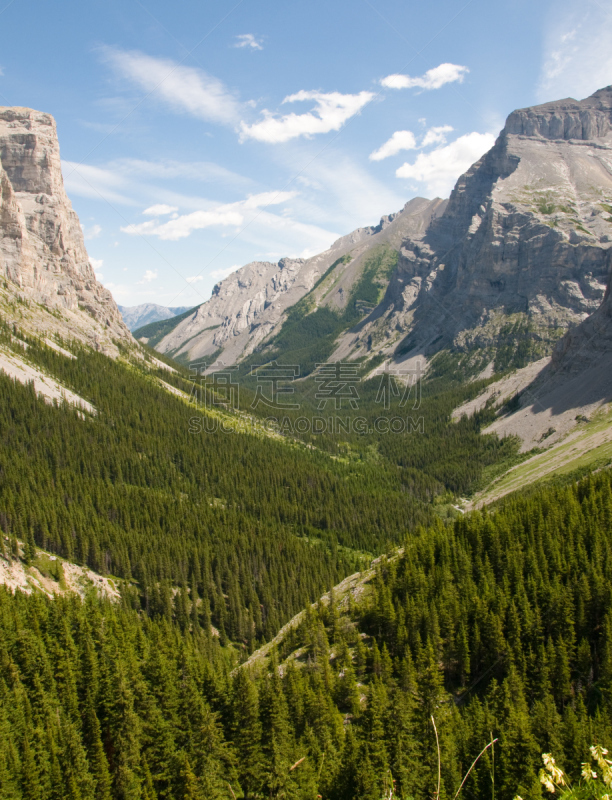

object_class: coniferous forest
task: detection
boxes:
[2,466,612,799]
[1,327,612,799]
[4,9,612,798]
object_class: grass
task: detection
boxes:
[474,404,612,505]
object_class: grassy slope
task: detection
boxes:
[470,403,612,507]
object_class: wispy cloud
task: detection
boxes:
[396,131,495,197]
[234,34,263,50]
[101,47,241,125]
[240,90,374,143]
[381,63,469,91]
[109,158,252,188]
[82,223,102,239]
[185,275,205,283]
[370,131,417,161]
[143,204,178,216]
[538,1,612,101]
[121,190,297,240]
[62,161,136,205]
[138,270,158,284]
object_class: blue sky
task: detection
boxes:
[1,0,611,308]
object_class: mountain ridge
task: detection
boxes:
[149,85,612,381]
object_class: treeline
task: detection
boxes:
[2,470,612,799]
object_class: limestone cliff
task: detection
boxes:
[334,86,612,369]
[0,107,131,349]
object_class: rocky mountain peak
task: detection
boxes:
[330,85,612,370]
[0,106,131,349]
[504,85,612,141]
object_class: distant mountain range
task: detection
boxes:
[118,303,192,331]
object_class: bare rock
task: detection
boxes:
[0,107,131,347]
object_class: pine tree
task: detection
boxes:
[231,669,262,799]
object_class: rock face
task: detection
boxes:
[0,107,130,346]
[465,269,612,454]
[335,86,612,369]
[158,257,312,364]
[155,197,446,365]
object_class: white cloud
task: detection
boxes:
[102,47,241,125]
[240,90,374,143]
[82,223,102,240]
[369,125,454,161]
[234,34,263,50]
[421,125,453,148]
[185,275,205,283]
[369,131,417,161]
[239,190,296,210]
[121,190,297,241]
[143,204,178,216]
[381,63,469,91]
[138,270,158,284]
[538,2,612,101]
[396,131,495,197]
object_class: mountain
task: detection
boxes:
[463,247,612,467]
[118,303,192,331]
[2,98,612,800]
[153,197,445,366]
[151,86,612,378]
[0,107,131,352]
[333,86,612,372]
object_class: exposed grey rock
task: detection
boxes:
[153,86,612,375]
[334,86,612,368]
[0,107,131,349]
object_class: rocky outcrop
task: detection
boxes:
[505,87,612,140]
[332,86,612,369]
[156,256,312,364]
[0,107,131,347]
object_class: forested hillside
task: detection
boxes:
[0,316,524,644]
[2,470,612,799]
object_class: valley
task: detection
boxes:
[2,81,612,800]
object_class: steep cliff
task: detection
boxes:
[334,86,612,370]
[0,107,131,350]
